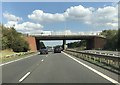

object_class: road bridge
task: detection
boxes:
[25,35,106,51]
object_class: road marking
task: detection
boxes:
[19,72,31,83]
[41,59,44,62]
[62,52,119,84]
[0,53,39,66]
[46,55,48,57]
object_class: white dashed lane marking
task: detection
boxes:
[19,72,31,83]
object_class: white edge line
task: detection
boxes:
[62,52,119,84]
[19,72,31,83]
[0,53,38,66]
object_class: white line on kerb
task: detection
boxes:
[19,72,31,83]
[62,52,119,84]
[0,53,38,66]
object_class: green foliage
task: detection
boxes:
[0,25,2,50]
[100,29,118,51]
[2,37,9,49]
[67,40,86,49]
[118,29,120,51]
[1,25,29,52]
[100,30,117,39]
[40,42,46,49]
[12,38,29,52]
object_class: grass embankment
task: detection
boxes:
[0,49,37,63]
[0,49,15,57]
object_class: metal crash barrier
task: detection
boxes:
[64,49,120,74]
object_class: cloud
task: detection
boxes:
[28,10,65,22]
[66,5,118,29]
[91,6,118,29]
[4,21,18,28]
[28,5,118,29]
[3,13,22,22]
[3,4,118,35]
[106,23,118,28]
[64,5,93,23]
[15,22,44,33]
[5,21,44,34]
[3,13,44,34]
[28,5,93,23]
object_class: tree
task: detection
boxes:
[40,42,46,49]
[1,25,10,49]
[0,25,2,50]
[12,38,29,52]
[118,29,120,51]
[100,29,118,51]
[67,40,87,49]
[2,37,9,50]
[1,25,29,52]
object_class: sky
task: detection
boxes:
[2,2,118,46]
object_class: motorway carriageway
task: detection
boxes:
[1,52,119,84]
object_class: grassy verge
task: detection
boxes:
[0,49,15,57]
[0,49,37,63]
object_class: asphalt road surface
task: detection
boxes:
[2,52,119,83]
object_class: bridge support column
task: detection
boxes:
[36,39,40,51]
[63,40,67,50]
[86,37,106,50]
[93,37,106,50]
[25,36,37,52]
[86,39,93,50]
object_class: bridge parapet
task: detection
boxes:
[31,34,105,38]
[33,35,105,40]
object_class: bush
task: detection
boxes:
[100,30,118,51]
[12,38,29,52]
[2,25,29,52]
